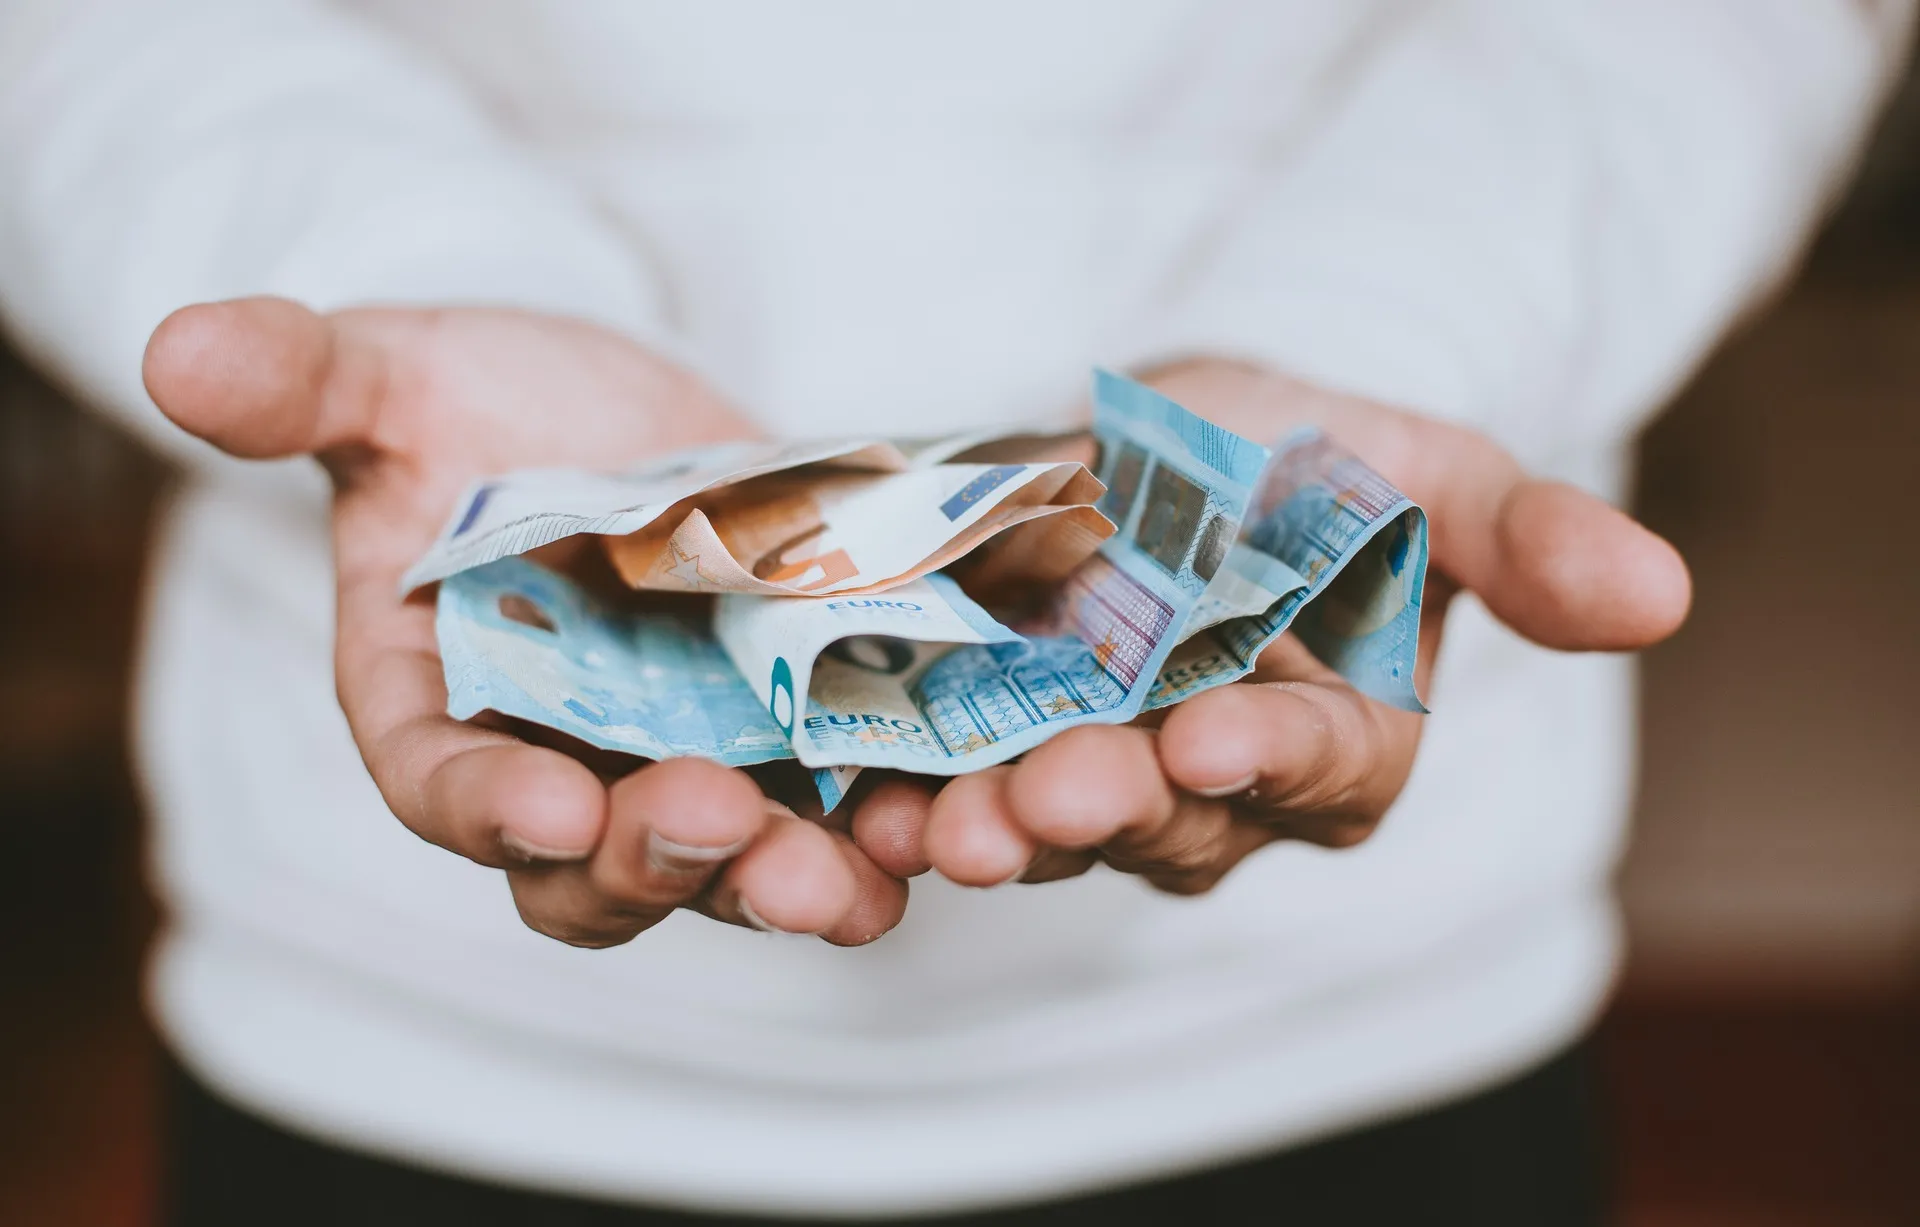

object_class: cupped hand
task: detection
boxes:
[853,359,1693,894]
[144,297,908,946]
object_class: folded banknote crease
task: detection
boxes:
[602,461,1112,597]
[403,432,1109,596]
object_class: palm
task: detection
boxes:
[884,358,1694,894]
[324,306,750,587]
[146,297,904,948]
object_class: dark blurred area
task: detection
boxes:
[4,72,1920,1227]
[0,339,164,1224]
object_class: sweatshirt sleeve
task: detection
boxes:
[0,0,668,481]
[1111,0,1912,468]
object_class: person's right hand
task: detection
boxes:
[144,297,910,948]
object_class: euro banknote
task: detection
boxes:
[430,370,1428,810]
[437,558,1020,766]
[1147,429,1428,712]
[719,370,1269,775]
[403,435,1109,597]
[808,428,1428,808]
[436,372,1264,771]
[406,438,914,592]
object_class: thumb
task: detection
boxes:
[1394,422,1692,653]
[143,296,379,461]
[1476,480,1691,652]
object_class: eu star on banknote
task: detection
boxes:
[422,370,1429,809]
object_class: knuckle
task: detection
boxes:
[531,912,646,948]
[1145,865,1231,897]
[1271,686,1383,811]
[555,928,637,950]
[510,885,653,949]
[1146,828,1230,875]
[1319,816,1381,848]
[1290,813,1381,850]
[1107,828,1231,879]
[588,861,702,909]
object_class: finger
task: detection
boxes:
[1137,820,1280,896]
[338,573,614,864]
[1381,420,1690,652]
[1132,363,1689,651]
[1004,726,1264,886]
[505,861,669,949]
[1269,811,1381,851]
[1095,792,1241,880]
[1001,725,1175,849]
[587,759,771,906]
[849,775,939,879]
[922,768,1035,887]
[706,814,859,935]
[1485,479,1690,651]
[1156,679,1418,823]
[143,297,384,461]
[423,737,609,867]
[505,762,778,947]
[816,834,911,947]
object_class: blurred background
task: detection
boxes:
[3,57,1918,1227]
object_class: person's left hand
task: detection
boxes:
[846,359,1693,893]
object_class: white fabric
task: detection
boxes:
[0,0,1903,1215]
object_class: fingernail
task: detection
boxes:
[500,832,594,864]
[646,831,753,874]
[1191,772,1259,799]
[735,896,790,934]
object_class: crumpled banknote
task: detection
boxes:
[1149,429,1428,713]
[437,561,1017,767]
[426,370,1429,811]
[604,460,1110,597]
[749,370,1269,775]
[404,435,1110,598]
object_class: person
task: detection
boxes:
[0,2,1906,1223]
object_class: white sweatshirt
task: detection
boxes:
[0,1,1903,1216]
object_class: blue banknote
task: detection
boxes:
[437,556,792,767]
[1147,429,1428,713]
[437,557,1026,772]
[432,373,1427,811]
[774,369,1270,774]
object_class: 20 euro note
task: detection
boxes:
[435,556,1024,767]
[1147,429,1429,713]
[725,370,1271,777]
